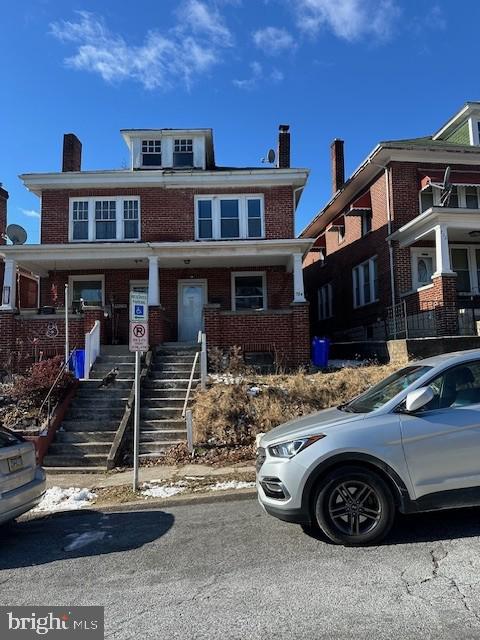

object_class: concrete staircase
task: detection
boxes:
[42,346,135,472]
[140,343,199,460]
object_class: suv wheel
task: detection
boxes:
[313,466,395,546]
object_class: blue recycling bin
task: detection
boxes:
[72,349,85,379]
[312,337,330,368]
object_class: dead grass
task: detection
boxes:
[192,363,398,448]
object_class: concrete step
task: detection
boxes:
[140,418,186,430]
[56,431,116,443]
[141,398,186,408]
[139,441,184,454]
[140,429,187,442]
[149,371,200,380]
[75,388,130,398]
[140,407,183,419]
[80,380,132,390]
[156,355,198,363]
[93,364,136,373]
[100,346,132,355]
[66,407,125,420]
[44,466,107,474]
[144,379,198,389]
[140,389,188,399]
[43,453,108,468]
[152,364,197,373]
[49,442,112,455]
[60,420,120,431]
[96,355,136,363]
[160,342,198,350]
[71,397,129,409]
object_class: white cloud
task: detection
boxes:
[295,0,400,42]
[50,3,233,90]
[253,26,295,55]
[19,208,40,219]
[233,61,284,90]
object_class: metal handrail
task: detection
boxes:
[182,351,199,418]
[37,348,76,428]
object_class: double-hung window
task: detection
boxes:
[232,272,266,311]
[318,283,333,320]
[173,139,193,167]
[196,195,264,240]
[72,201,89,240]
[352,257,378,308]
[142,140,161,167]
[70,197,140,241]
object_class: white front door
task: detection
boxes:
[178,281,206,342]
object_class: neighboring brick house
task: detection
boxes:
[302,102,480,344]
[0,126,311,369]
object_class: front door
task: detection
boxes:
[178,281,206,342]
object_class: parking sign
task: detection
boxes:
[130,292,148,322]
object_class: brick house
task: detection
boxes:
[302,102,480,347]
[0,125,311,370]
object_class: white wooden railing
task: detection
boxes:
[84,320,101,380]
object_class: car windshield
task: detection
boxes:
[340,365,433,413]
[0,427,22,448]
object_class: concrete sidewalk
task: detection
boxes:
[46,463,256,489]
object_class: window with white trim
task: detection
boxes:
[173,138,193,167]
[142,140,161,167]
[361,212,372,236]
[232,272,266,311]
[72,201,89,240]
[69,275,105,307]
[318,283,333,320]
[69,197,141,242]
[352,256,378,308]
[411,249,436,289]
[196,195,264,240]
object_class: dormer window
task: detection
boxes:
[173,139,193,167]
[142,140,162,167]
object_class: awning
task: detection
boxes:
[346,191,371,216]
[328,214,345,230]
[420,171,480,190]
[310,234,326,252]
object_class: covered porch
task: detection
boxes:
[0,239,312,368]
[389,207,480,337]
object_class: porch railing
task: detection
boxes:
[84,320,101,380]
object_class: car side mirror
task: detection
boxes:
[405,386,434,413]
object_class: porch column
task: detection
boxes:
[148,256,160,306]
[433,224,454,275]
[292,253,306,303]
[0,258,17,310]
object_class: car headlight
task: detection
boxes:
[268,434,325,459]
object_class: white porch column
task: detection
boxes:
[148,255,160,306]
[433,224,454,275]
[292,253,306,303]
[0,259,17,310]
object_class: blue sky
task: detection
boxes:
[0,0,478,243]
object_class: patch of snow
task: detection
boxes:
[141,483,186,499]
[209,373,243,385]
[33,487,97,513]
[247,386,261,397]
[210,480,256,491]
[64,531,106,552]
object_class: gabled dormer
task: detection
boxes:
[121,128,215,171]
[432,102,480,146]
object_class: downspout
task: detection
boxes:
[368,161,397,338]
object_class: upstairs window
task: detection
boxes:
[361,212,372,236]
[123,200,139,239]
[352,256,378,308]
[173,138,193,167]
[70,197,140,242]
[72,201,89,240]
[196,195,264,240]
[95,201,116,240]
[142,140,162,167]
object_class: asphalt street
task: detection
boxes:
[1,497,480,639]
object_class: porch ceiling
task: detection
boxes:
[389,207,480,248]
[0,239,312,276]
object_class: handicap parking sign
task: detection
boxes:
[135,304,144,316]
[130,292,148,322]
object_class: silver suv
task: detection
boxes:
[257,350,480,545]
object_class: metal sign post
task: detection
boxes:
[129,292,149,492]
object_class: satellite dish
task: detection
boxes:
[261,149,276,164]
[6,224,27,245]
[442,166,451,189]
[440,166,453,207]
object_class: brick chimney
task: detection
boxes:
[62,133,82,172]
[0,186,8,245]
[278,124,290,168]
[331,138,345,194]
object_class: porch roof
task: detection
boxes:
[388,207,480,247]
[0,239,313,276]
